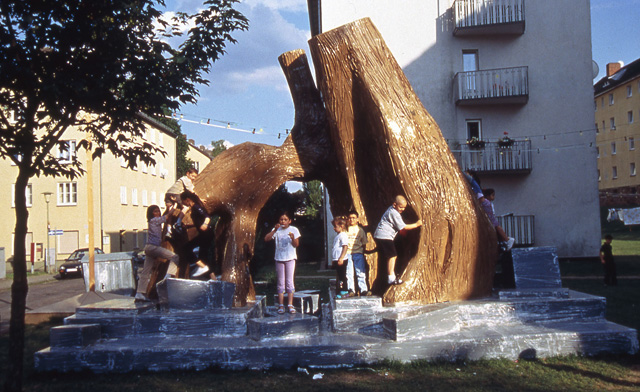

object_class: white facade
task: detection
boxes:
[314,0,600,256]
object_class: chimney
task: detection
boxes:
[606,62,623,77]
[188,139,195,145]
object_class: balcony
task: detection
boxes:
[459,139,532,174]
[454,66,528,105]
[497,214,535,246]
[453,0,525,36]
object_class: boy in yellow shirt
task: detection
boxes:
[346,211,369,296]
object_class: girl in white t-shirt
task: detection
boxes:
[264,212,301,314]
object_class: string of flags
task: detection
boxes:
[166,111,634,153]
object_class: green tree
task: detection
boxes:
[303,180,323,218]
[210,139,228,159]
[0,1,247,390]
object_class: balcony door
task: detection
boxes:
[463,50,478,96]
[466,119,482,140]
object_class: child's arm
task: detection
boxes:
[405,219,423,230]
[337,245,348,265]
[264,224,280,242]
[289,231,300,248]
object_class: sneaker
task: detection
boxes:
[190,265,210,278]
[505,237,515,251]
[361,291,371,296]
[389,278,403,285]
[134,293,151,303]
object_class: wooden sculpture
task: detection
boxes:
[192,18,497,307]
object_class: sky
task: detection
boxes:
[165,0,640,149]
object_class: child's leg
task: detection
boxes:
[338,263,348,292]
[275,260,285,305]
[352,253,368,292]
[346,255,355,292]
[285,259,296,305]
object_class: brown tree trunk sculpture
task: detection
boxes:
[308,18,497,304]
[194,50,349,307]
[194,18,497,307]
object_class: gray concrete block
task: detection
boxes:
[272,291,320,315]
[498,288,570,299]
[50,324,101,348]
[248,314,319,340]
[511,247,562,289]
[166,278,235,310]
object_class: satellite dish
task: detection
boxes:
[592,60,599,79]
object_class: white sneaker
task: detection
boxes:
[191,265,210,277]
[506,237,515,251]
[134,293,150,303]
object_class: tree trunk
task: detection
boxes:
[194,50,349,306]
[307,18,497,304]
[4,168,31,392]
[195,19,496,306]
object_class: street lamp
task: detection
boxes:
[42,192,53,273]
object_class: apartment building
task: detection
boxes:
[0,115,177,265]
[310,0,600,256]
[595,58,640,206]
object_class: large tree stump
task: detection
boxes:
[194,50,349,306]
[307,18,497,304]
[193,19,496,306]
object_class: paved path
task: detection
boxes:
[0,275,85,334]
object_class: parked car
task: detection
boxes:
[58,248,105,278]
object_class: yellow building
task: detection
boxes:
[185,139,213,174]
[595,59,640,205]
[0,114,177,267]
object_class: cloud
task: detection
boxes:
[244,0,308,12]
[203,3,310,93]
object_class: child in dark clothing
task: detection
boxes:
[600,234,617,286]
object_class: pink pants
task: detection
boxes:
[275,259,296,294]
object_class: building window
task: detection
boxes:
[151,191,157,205]
[150,164,156,176]
[609,93,614,105]
[629,111,634,124]
[58,140,77,164]
[630,137,635,150]
[598,169,601,181]
[142,190,148,206]
[159,133,164,147]
[631,163,637,177]
[611,142,617,155]
[612,166,618,179]
[150,129,156,144]
[595,123,599,134]
[141,162,148,174]
[58,182,77,206]
[466,119,482,140]
[594,100,597,111]
[12,183,33,207]
[628,85,633,97]
[610,117,616,130]
[596,147,600,158]
[120,157,127,168]
[120,186,127,205]
[601,97,604,108]
[132,188,138,206]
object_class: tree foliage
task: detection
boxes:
[210,139,228,159]
[0,1,247,390]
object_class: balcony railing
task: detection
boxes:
[454,66,528,105]
[459,139,532,174]
[453,0,525,36]
[497,214,535,246]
